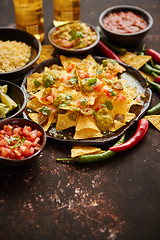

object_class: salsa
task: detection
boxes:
[0,124,42,159]
[50,22,97,49]
[103,11,148,34]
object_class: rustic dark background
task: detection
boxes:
[0,1,160,240]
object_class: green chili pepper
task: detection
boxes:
[57,134,126,164]
[154,64,160,70]
[141,63,160,75]
[147,78,160,94]
[147,102,160,115]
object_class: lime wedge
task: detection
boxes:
[0,85,8,94]
[0,106,6,118]
[0,92,17,110]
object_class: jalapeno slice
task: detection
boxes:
[80,108,93,116]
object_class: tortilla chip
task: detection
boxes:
[74,116,102,139]
[27,97,45,111]
[109,119,125,132]
[36,45,55,64]
[28,112,54,131]
[118,52,151,69]
[126,112,136,122]
[56,112,77,131]
[139,70,155,82]
[27,72,44,93]
[145,115,160,131]
[71,145,102,158]
[60,55,81,72]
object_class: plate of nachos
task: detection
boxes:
[21,55,151,145]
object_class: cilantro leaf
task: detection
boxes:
[39,106,51,116]
[103,100,113,110]
[80,99,88,106]
[34,80,41,88]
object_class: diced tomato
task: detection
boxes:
[0,139,8,147]
[3,124,13,136]
[116,93,126,102]
[78,70,86,79]
[45,95,54,103]
[22,125,32,137]
[32,137,40,147]
[94,105,102,112]
[13,127,22,135]
[0,124,42,160]
[23,139,32,147]
[67,63,74,72]
[102,86,112,97]
[94,82,105,92]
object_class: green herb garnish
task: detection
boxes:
[39,106,51,116]
[103,100,113,110]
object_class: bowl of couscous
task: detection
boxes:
[0,28,41,81]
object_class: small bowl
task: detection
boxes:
[0,27,41,81]
[99,5,153,47]
[0,118,46,166]
[48,22,100,55]
[0,79,27,121]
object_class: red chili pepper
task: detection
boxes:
[151,72,160,85]
[156,76,160,84]
[146,48,160,64]
[97,40,122,62]
[109,118,149,152]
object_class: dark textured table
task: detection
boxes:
[0,0,160,240]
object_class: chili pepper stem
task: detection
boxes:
[57,157,74,161]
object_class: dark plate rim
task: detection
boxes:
[21,56,152,145]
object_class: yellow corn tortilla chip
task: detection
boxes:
[145,115,160,131]
[126,112,136,122]
[118,52,151,69]
[60,55,81,72]
[28,112,54,132]
[139,70,155,82]
[71,145,102,158]
[27,97,45,111]
[74,116,102,139]
[56,112,77,131]
[27,72,44,93]
[109,120,125,132]
[36,45,55,64]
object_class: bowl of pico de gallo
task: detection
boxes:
[0,118,46,166]
[99,5,153,47]
[48,22,100,54]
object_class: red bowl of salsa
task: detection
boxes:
[99,5,153,47]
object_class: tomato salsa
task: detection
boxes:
[0,124,42,160]
[103,11,148,34]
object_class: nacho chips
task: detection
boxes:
[145,115,160,131]
[26,55,144,139]
[118,51,151,69]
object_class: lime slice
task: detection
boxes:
[0,103,9,114]
[0,92,17,110]
[0,85,8,94]
[0,106,6,118]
